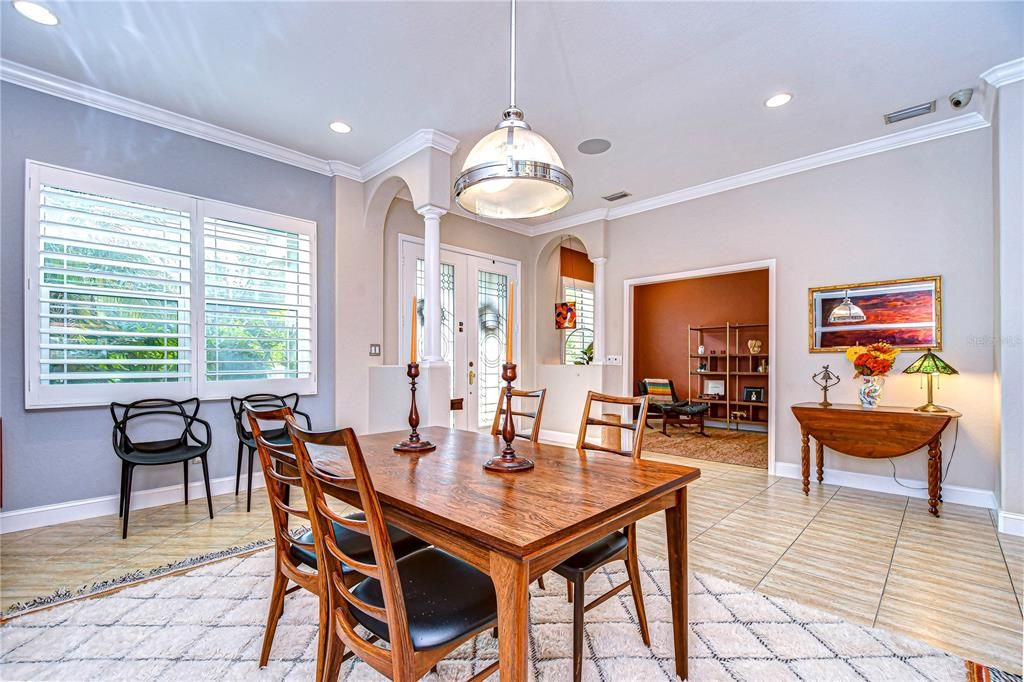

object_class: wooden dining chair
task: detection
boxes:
[560,391,651,682]
[286,418,500,682]
[246,405,426,675]
[490,387,547,443]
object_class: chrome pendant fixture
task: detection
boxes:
[828,289,867,324]
[454,0,573,219]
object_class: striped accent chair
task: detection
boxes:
[638,378,710,437]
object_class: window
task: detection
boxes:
[25,162,317,408]
[562,281,595,365]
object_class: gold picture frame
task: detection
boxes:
[808,275,942,353]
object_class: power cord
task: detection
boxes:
[888,418,959,490]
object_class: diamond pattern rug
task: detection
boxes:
[0,548,976,681]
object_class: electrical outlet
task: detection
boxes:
[369,343,381,356]
[606,355,622,365]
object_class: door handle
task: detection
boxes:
[468,370,476,385]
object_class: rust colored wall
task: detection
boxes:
[632,269,769,395]
[560,247,594,282]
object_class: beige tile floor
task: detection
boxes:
[1,453,1022,673]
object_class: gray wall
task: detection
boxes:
[0,83,336,511]
[599,129,999,494]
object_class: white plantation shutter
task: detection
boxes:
[25,163,318,408]
[563,283,595,365]
[202,204,314,390]
[26,166,196,407]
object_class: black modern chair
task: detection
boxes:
[110,398,214,539]
[638,378,710,436]
[230,393,310,512]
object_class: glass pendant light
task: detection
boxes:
[828,289,867,324]
[454,0,573,219]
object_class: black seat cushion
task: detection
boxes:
[240,427,290,449]
[289,513,428,572]
[664,403,709,417]
[121,441,209,465]
[553,531,628,577]
[349,548,497,651]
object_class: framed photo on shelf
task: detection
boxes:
[703,379,725,395]
[742,386,765,402]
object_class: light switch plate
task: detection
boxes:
[605,355,622,365]
[369,344,381,357]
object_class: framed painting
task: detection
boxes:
[808,275,941,352]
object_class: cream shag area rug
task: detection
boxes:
[0,549,968,681]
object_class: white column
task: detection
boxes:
[590,256,607,365]
[418,205,446,364]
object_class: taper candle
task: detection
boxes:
[410,296,417,364]
[506,281,514,363]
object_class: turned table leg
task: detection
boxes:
[815,441,824,484]
[927,437,941,517]
[800,429,810,495]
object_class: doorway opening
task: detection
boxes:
[398,234,521,432]
[624,260,775,470]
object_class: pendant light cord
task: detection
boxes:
[509,0,517,107]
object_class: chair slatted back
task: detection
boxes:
[490,387,547,443]
[286,418,415,675]
[576,391,649,459]
[245,404,315,580]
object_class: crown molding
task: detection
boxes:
[0,59,457,183]
[360,128,459,182]
[530,112,989,232]
[981,57,1024,88]
[0,59,338,176]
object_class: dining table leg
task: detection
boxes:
[490,551,531,680]
[665,487,689,680]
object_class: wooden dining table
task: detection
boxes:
[277,426,700,680]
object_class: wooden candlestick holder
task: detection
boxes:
[394,362,436,453]
[483,363,534,472]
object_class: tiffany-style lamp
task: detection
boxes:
[902,349,958,413]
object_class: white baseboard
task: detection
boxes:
[997,510,1024,537]
[538,429,577,446]
[0,472,266,535]
[774,462,997,510]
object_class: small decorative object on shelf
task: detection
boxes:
[697,361,708,373]
[697,344,705,355]
[902,349,959,412]
[742,387,765,402]
[811,364,841,407]
[484,282,534,472]
[758,359,768,373]
[747,339,763,354]
[846,341,899,408]
[710,349,717,355]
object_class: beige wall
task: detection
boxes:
[381,198,537,385]
[597,129,998,495]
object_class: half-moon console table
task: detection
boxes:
[791,402,961,516]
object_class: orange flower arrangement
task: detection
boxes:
[845,341,900,377]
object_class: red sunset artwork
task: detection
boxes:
[817,287,937,349]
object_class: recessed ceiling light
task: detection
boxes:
[329,121,352,134]
[577,138,612,155]
[12,0,58,25]
[764,93,792,108]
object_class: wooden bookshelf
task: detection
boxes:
[686,322,769,430]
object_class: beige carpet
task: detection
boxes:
[0,548,970,681]
[643,426,768,469]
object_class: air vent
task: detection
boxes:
[884,100,936,125]
[602,190,632,202]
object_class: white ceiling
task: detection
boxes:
[2,1,1021,222]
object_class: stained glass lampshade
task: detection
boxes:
[902,350,959,376]
[902,349,957,412]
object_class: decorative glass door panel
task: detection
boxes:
[400,238,519,432]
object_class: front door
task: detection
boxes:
[399,238,520,431]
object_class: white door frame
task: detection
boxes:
[620,258,777,474]
[397,233,523,429]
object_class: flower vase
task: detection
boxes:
[858,375,885,408]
